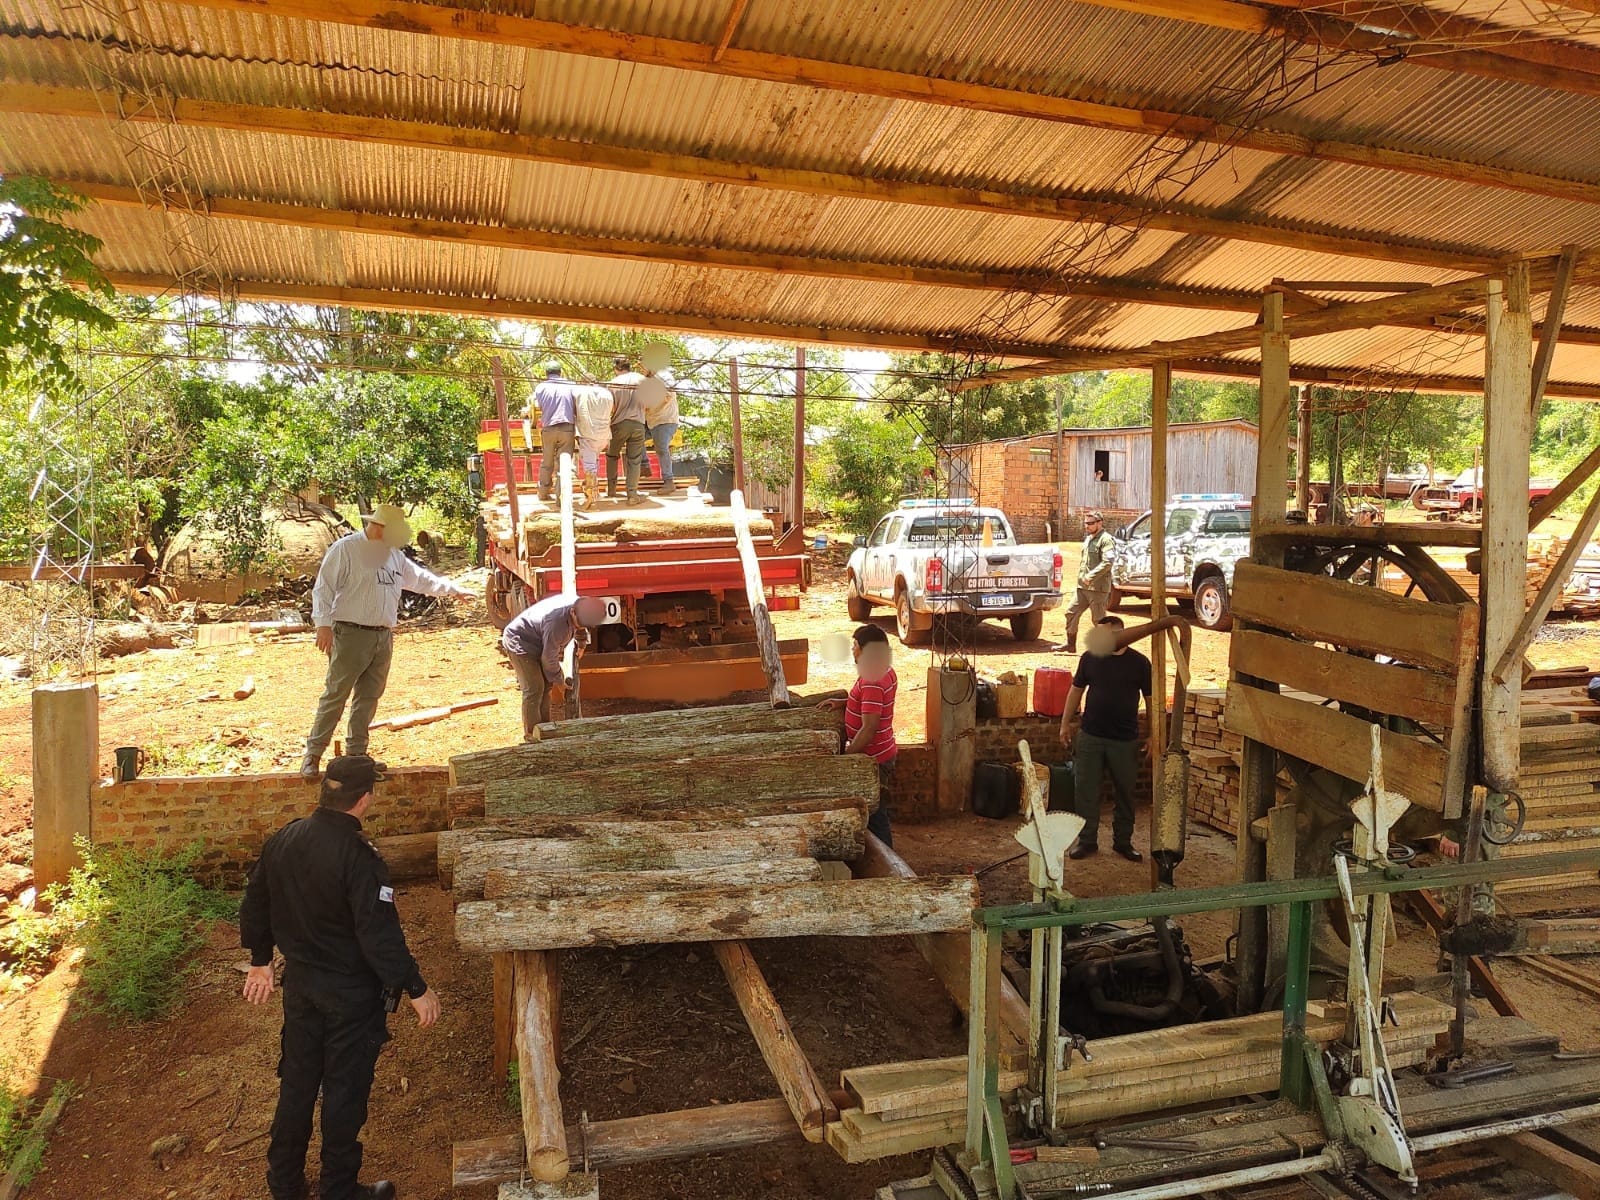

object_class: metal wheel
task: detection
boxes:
[1192,574,1232,631]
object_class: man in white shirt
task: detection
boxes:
[605,356,649,503]
[301,503,471,781]
[574,384,614,508]
[639,368,679,490]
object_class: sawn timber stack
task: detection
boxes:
[448,727,839,785]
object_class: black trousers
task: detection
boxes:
[267,983,390,1200]
[870,759,896,847]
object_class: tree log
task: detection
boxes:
[715,940,834,1141]
[485,858,823,900]
[853,833,1030,1053]
[371,831,439,882]
[521,700,841,745]
[447,783,487,822]
[452,828,810,898]
[439,807,867,884]
[492,952,514,1084]
[514,950,567,1182]
[483,754,877,816]
[456,876,979,952]
[451,1098,800,1186]
[450,729,838,786]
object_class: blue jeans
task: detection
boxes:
[650,422,678,484]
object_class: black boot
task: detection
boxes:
[354,1184,396,1200]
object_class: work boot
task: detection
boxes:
[1068,841,1098,860]
[583,476,597,507]
[354,1184,397,1200]
[1113,844,1144,863]
[300,757,321,783]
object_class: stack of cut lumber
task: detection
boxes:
[824,992,1452,1163]
[1501,695,1600,894]
[482,492,772,557]
[1398,538,1600,616]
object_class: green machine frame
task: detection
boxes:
[963,845,1600,1200]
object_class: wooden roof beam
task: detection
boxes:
[95,271,1095,361]
[139,0,1600,206]
[1170,356,1600,401]
[0,83,1497,274]
[1079,0,1600,99]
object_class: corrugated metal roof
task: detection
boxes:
[4,0,1600,381]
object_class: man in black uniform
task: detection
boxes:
[241,755,441,1200]
[1058,615,1151,863]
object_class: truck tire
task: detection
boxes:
[1010,610,1045,642]
[1192,573,1233,632]
[1106,587,1124,612]
[485,571,515,630]
[847,574,873,622]
[895,586,931,647]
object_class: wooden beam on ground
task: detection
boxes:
[1532,441,1600,529]
[1403,889,1520,1017]
[485,858,823,900]
[481,754,877,817]
[0,85,1505,278]
[1533,245,1582,414]
[852,833,1031,1052]
[492,952,515,1085]
[452,1099,801,1187]
[513,950,567,1183]
[731,489,790,707]
[1494,478,1600,684]
[1493,1131,1600,1199]
[118,8,1600,207]
[714,940,836,1141]
[455,876,980,952]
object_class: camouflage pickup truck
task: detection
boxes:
[1109,494,1252,631]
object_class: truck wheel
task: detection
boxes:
[1193,574,1233,632]
[1106,587,1124,612]
[485,572,514,630]
[1010,610,1045,642]
[895,587,931,647]
[847,574,873,622]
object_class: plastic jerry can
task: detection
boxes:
[1033,666,1073,717]
[971,761,1020,820]
[1048,761,1076,813]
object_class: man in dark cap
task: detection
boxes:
[241,755,440,1200]
[1058,510,1117,654]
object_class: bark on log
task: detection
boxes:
[492,952,514,1085]
[485,858,823,900]
[371,832,439,882]
[447,783,487,822]
[514,949,568,1182]
[450,729,838,786]
[715,940,834,1140]
[483,754,877,816]
[519,700,842,745]
[452,828,810,898]
[439,807,867,884]
[853,833,1030,1052]
[451,1098,800,1186]
[456,876,979,952]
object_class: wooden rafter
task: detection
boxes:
[711,0,751,62]
[1532,244,1581,412]
[110,0,1600,206]
[0,83,1497,273]
[1079,0,1600,99]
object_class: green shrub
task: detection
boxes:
[0,1066,70,1189]
[58,839,215,1021]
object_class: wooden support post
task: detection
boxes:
[1531,245,1580,417]
[1235,291,1292,1013]
[493,357,521,547]
[1295,386,1313,513]
[1481,266,1533,797]
[928,663,977,816]
[492,952,515,1084]
[558,449,577,688]
[1264,800,1299,988]
[1054,381,1066,537]
[731,489,791,707]
[32,681,98,889]
[1495,477,1600,683]
[714,940,836,1141]
[513,949,568,1182]
[729,357,745,495]
[1149,361,1170,890]
[792,346,806,542]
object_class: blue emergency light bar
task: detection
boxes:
[898,498,976,509]
[1171,492,1247,502]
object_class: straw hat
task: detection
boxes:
[364,503,413,549]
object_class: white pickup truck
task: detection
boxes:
[846,501,1063,645]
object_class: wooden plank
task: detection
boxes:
[1493,1132,1600,1200]
[825,1109,965,1163]
[1532,245,1582,414]
[452,827,810,897]
[1230,560,1466,673]
[1444,601,1480,819]
[451,1099,801,1187]
[1229,628,1457,726]
[1516,953,1600,1001]
[513,950,567,1182]
[731,489,790,706]
[484,857,823,900]
[455,876,979,953]
[714,940,835,1141]
[482,753,878,817]
[1223,683,1449,808]
[451,728,838,786]
[844,1057,1028,1115]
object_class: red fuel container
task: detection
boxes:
[1033,665,1073,717]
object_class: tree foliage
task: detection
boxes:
[812,407,934,533]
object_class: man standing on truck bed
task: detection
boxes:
[1060,615,1149,863]
[605,356,649,503]
[534,361,581,503]
[1057,511,1117,654]
[501,594,609,737]
[640,365,679,490]
[574,382,614,508]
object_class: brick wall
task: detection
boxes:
[885,744,939,823]
[1064,508,1143,540]
[92,767,451,884]
[972,712,1156,808]
[965,437,1064,539]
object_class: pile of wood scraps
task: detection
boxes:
[825,992,1453,1163]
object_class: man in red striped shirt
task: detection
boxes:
[825,624,899,845]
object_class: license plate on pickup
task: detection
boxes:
[980,593,1016,608]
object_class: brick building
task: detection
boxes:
[949,419,1260,540]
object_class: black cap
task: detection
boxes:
[323,754,386,797]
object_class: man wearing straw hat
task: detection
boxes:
[301,504,471,782]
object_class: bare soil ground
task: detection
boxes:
[1,536,1598,1199]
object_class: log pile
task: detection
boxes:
[482,492,773,559]
[824,992,1453,1163]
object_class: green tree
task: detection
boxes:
[813,407,933,533]
[877,353,1058,444]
